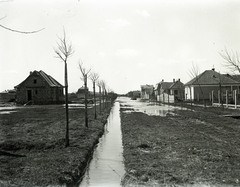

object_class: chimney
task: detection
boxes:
[173,78,175,83]
[162,79,164,82]
[212,68,215,71]
[178,78,180,82]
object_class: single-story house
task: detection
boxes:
[15,70,64,105]
[155,79,184,103]
[140,85,154,100]
[169,79,185,100]
[184,68,240,101]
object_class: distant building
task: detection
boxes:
[76,86,89,99]
[127,90,141,100]
[15,70,64,105]
[169,79,185,100]
[0,89,16,103]
[140,85,154,100]
[155,79,184,103]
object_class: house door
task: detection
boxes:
[27,90,32,101]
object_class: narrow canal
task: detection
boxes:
[80,101,126,187]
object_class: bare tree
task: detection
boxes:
[78,60,91,128]
[101,80,107,110]
[97,80,102,114]
[188,62,206,108]
[219,47,240,74]
[89,72,99,119]
[54,29,74,147]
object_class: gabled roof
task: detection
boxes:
[161,82,173,89]
[38,70,63,87]
[185,69,240,86]
[169,81,184,89]
[15,70,63,88]
[226,74,240,82]
[141,84,154,89]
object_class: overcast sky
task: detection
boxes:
[1,0,240,94]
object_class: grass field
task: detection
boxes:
[0,104,111,187]
[120,103,240,187]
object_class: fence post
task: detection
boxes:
[212,90,214,106]
[226,90,228,108]
[218,90,220,106]
[235,90,237,109]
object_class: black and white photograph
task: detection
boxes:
[0,0,240,186]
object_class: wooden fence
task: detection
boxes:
[210,90,239,109]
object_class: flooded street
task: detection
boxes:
[119,97,188,116]
[80,101,125,187]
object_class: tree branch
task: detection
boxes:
[219,47,240,73]
[0,24,45,34]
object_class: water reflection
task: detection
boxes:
[80,101,125,187]
[119,97,187,116]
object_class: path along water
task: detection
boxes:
[79,97,189,186]
[79,101,125,187]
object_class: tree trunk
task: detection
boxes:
[93,82,96,119]
[65,62,69,147]
[84,75,88,128]
[99,86,102,114]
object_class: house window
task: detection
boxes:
[174,90,178,95]
[33,79,37,84]
[35,90,38,95]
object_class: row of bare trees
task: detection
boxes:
[54,30,116,147]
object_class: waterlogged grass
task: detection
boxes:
[120,106,240,187]
[0,104,111,186]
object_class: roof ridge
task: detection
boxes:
[38,70,63,87]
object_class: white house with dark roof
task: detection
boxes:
[184,68,240,101]
[15,70,64,105]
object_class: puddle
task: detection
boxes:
[79,101,125,187]
[119,97,187,116]
[0,111,17,114]
[223,115,240,119]
[0,106,19,114]
[67,103,94,109]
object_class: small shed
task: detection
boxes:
[15,70,64,105]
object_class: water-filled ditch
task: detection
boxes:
[79,101,125,187]
[79,97,189,186]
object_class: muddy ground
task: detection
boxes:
[120,103,240,187]
[0,103,111,187]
